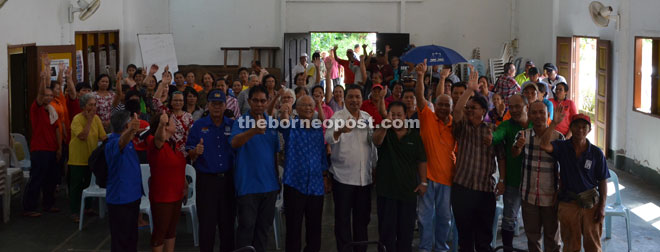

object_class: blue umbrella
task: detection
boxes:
[400,45,467,65]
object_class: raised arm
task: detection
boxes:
[435,68,450,98]
[359,54,368,85]
[112,70,124,107]
[324,58,333,104]
[313,58,321,85]
[65,67,77,99]
[231,113,266,148]
[414,60,428,110]
[154,66,171,103]
[539,106,566,153]
[372,112,391,146]
[119,113,140,150]
[153,112,169,149]
[57,62,65,88]
[384,45,391,65]
[453,66,479,122]
[37,54,51,105]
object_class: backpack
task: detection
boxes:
[88,139,109,188]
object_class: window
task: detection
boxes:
[633,37,660,116]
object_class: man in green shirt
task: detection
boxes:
[373,101,428,252]
[491,94,531,251]
[514,61,535,87]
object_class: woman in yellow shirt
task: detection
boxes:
[68,93,107,222]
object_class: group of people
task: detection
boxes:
[24,44,610,252]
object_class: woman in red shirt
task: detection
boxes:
[146,112,187,252]
[549,82,577,138]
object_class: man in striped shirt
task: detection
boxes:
[512,101,563,252]
[451,67,504,252]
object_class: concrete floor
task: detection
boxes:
[1,167,659,252]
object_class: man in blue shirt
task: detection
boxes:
[186,89,236,252]
[230,85,280,252]
[279,95,328,252]
[105,110,143,252]
[540,110,609,252]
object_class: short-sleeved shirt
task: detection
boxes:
[452,119,502,192]
[328,97,344,112]
[68,114,106,165]
[105,133,143,205]
[147,136,186,203]
[186,116,234,174]
[550,139,610,201]
[230,112,280,196]
[376,129,427,202]
[361,99,389,124]
[93,91,116,123]
[550,98,578,135]
[336,58,359,84]
[492,120,532,187]
[520,128,564,206]
[493,75,520,106]
[418,104,455,186]
[67,96,81,120]
[30,101,59,152]
[280,121,328,196]
[50,93,70,143]
[514,73,529,86]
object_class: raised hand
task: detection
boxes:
[254,114,267,134]
[314,58,321,68]
[58,62,66,74]
[129,113,141,131]
[149,64,159,75]
[385,44,391,53]
[117,70,124,81]
[440,68,451,79]
[415,59,428,76]
[162,69,172,84]
[553,105,566,124]
[195,138,204,155]
[467,65,479,91]
[515,133,526,149]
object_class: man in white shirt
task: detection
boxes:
[325,84,376,252]
[542,63,567,99]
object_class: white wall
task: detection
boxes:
[170,0,514,67]
[0,0,125,145]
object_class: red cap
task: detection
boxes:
[570,113,591,125]
[372,83,384,90]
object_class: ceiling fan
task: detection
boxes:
[589,1,620,30]
[68,0,100,23]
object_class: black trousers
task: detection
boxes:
[377,196,417,252]
[451,184,496,252]
[332,178,372,252]
[23,151,58,211]
[108,199,140,252]
[236,190,278,252]
[196,171,237,252]
[283,185,324,252]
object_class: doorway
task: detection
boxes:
[556,36,612,154]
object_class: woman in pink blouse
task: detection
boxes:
[549,82,577,138]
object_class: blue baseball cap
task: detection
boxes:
[207,89,226,103]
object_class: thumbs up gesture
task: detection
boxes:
[129,113,141,131]
[195,138,204,155]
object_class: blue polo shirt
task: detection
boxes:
[230,111,280,196]
[186,115,234,174]
[279,120,328,196]
[105,133,143,205]
[550,139,610,200]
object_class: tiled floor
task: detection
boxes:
[1,167,658,251]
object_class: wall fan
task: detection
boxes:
[589,1,620,30]
[68,0,100,23]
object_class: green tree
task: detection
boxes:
[311,33,375,58]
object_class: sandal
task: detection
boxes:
[23,211,42,217]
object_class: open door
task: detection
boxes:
[556,37,576,100]
[283,33,310,87]
[595,39,611,154]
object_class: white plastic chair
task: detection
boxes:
[181,164,199,246]
[78,174,107,230]
[139,164,154,233]
[604,169,632,252]
[273,188,284,250]
[10,133,31,171]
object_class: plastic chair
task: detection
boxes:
[139,164,154,233]
[604,169,632,252]
[10,133,31,171]
[273,186,284,250]
[181,164,199,246]
[78,174,107,230]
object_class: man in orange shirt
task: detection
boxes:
[414,60,457,252]
[185,71,203,92]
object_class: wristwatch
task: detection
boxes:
[498,178,505,183]
[421,182,428,186]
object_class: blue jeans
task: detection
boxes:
[502,185,522,232]
[417,181,452,252]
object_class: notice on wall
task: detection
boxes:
[49,59,70,81]
[76,50,84,83]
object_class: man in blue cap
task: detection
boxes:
[186,89,236,252]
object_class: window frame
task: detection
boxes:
[633,36,660,117]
